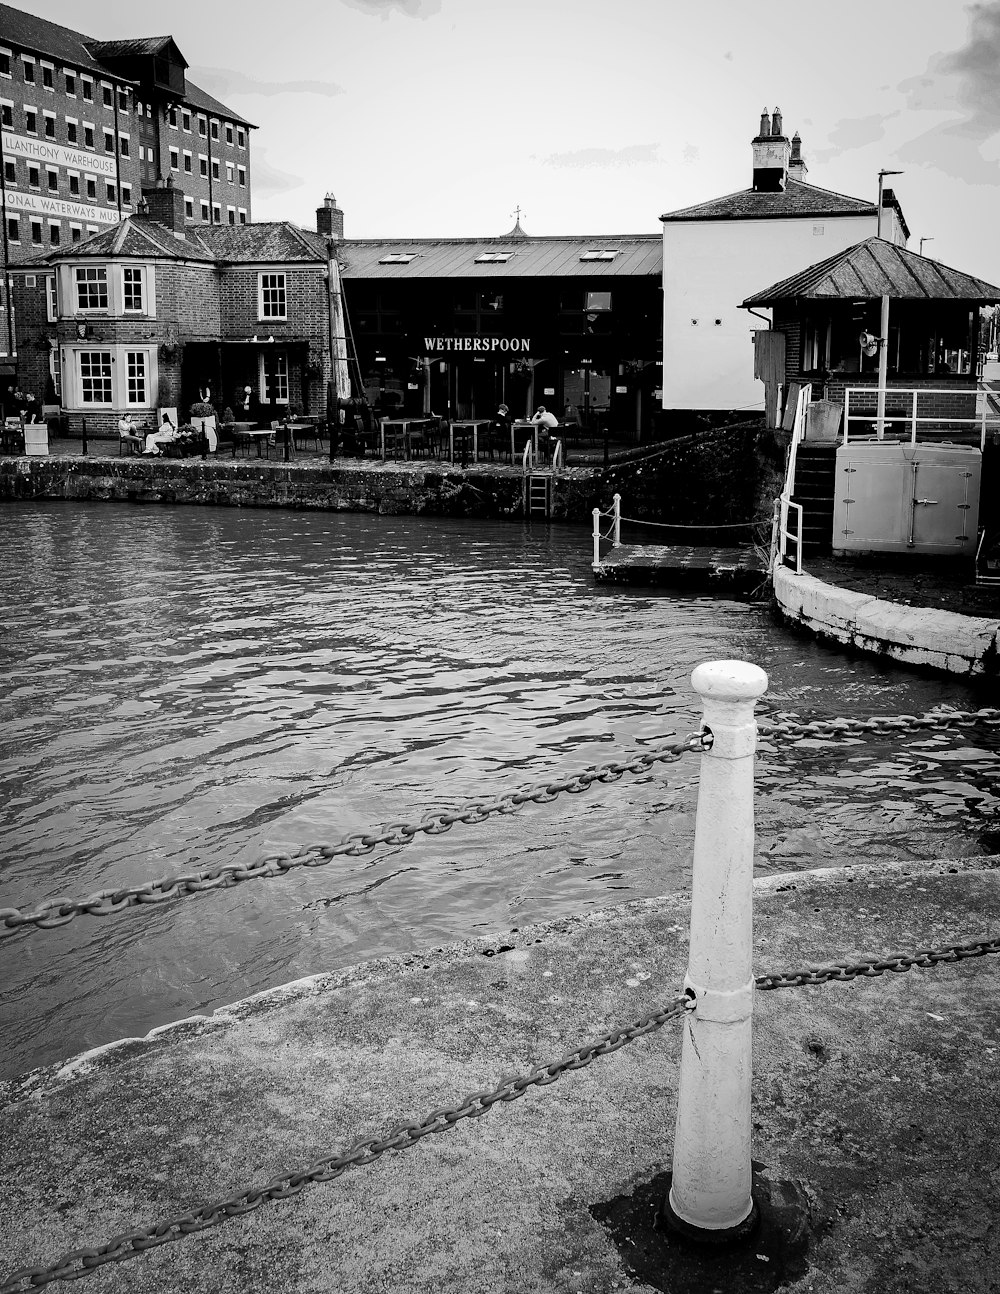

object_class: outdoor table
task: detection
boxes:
[511,420,539,462]
[381,417,436,460]
[244,428,277,458]
[450,419,491,465]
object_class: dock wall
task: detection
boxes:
[773,564,1000,676]
[0,458,603,523]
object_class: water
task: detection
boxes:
[1,502,998,1080]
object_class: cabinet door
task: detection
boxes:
[836,458,908,547]
[909,460,979,550]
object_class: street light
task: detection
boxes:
[877,169,903,239]
[919,236,934,256]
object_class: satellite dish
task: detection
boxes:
[859,330,880,358]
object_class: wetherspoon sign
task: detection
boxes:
[422,337,531,353]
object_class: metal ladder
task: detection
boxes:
[524,471,552,519]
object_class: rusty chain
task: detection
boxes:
[0,995,692,1292]
[0,733,708,937]
[755,933,1000,990]
[760,706,1000,743]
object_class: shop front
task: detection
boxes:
[340,232,663,442]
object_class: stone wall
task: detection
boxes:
[0,457,607,523]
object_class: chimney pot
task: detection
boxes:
[771,106,783,136]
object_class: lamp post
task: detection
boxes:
[919,237,933,256]
[877,169,903,239]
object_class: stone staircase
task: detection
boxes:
[790,443,837,557]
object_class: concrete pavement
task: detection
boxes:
[2,854,999,1294]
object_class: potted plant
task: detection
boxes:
[189,400,217,452]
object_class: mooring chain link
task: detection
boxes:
[760,706,1000,744]
[0,733,708,937]
[755,933,1000,991]
[0,996,692,1293]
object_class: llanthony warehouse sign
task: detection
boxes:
[423,337,531,353]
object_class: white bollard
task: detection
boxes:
[665,659,769,1239]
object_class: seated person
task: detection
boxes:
[143,412,177,456]
[530,404,559,461]
[118,414,143,450]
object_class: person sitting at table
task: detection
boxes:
[531,404,559,462]
[143,412,177,456]
[118,414,144,453]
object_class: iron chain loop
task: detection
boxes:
[0,734,706,937]
[760,706,1000,744]
[755,934,1000,991]
[0,996,690,1293]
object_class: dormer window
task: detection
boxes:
[474,252,513,263]
[378,252,417,264]
[580,250,618,261]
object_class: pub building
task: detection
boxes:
[333,206,663,443]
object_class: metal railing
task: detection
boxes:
[591,491,621,566]
[844,384,1000,450]
[772,382,811,574]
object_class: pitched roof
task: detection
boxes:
[660,177,876,223]
[0,4,253,125]
[198,222,327,262]
[338,234,662,280]
[86,36,185,64]
[10,216,216,266]
[741,236,1000,305]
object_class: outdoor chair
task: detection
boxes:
[118,426,144,455]
[292,421,322,452]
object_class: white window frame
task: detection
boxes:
[0,47,11,80]
[257,272,287,320]
[122,266,146,313]
[63,68,75,96]
[65,344,157,410]
[46,274,57,320]
[258,350,289,404]
[42,109,55,137]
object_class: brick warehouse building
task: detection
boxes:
[0,2,255,379]
[9,184,335,439]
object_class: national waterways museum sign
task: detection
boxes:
[422,337,531,353]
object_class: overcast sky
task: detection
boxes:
[24,0,1000,285]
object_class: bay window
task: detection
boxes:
[64,345,157,410]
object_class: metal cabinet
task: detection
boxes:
[832,441,980,556]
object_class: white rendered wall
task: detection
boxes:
[662,213,876,411]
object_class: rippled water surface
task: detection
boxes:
[1,502,998,1078]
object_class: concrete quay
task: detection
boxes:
[2,854,999,1294]
[773,563,1000,677]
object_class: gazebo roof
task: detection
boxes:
[742,237,1000,306]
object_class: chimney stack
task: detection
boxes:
[788,131,808,182]
[316,193,344,241]
[140,177,185,231]
[751,105,792,193]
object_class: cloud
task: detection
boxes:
[809,112,898,163]
[339,0,442,16]
[541,144,662,169]
[891,0,1000,180]
[189,66,344,99]
[251,151,306,197]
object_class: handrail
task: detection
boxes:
[774,383,811,574]
[551,438,564,474]
[591,492,621,566]
[844,385,999,451]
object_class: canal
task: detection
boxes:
[1,502,998,1080]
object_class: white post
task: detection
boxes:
[876,294,890,438]
[666,659,769,1239]
[612,493,621,547]
[592,507,601,566]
